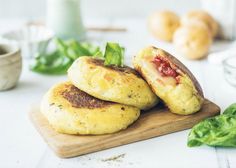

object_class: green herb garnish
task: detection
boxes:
[187,103,236,147]
[30,38,103,75]
[30,39,125,75]
[30,51,73,75]
[104,42,124,67]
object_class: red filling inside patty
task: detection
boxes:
[153,55,180,83]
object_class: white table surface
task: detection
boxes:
[0,18,236,168]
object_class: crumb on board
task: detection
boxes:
[101,153,126,162]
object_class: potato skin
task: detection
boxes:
[68,57,159,110]
[173,23,212,60]
[133,46,204,115]
[148,10,180,42]
[181,10,218,38]
[41,82,140,135]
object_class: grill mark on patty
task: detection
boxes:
[88,58,141,77]
[61,84,113,109]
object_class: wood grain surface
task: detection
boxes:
[29,99,220,158]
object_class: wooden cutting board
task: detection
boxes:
[29,99,220,158]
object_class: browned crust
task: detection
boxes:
[61,83,114,109]
[138,46,204,98]
[87,58,141,78]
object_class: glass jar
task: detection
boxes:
[46,0,86,40]
[223,56,236,87]
[201,0,236,40]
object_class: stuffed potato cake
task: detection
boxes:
[68,56,159,110]
[41,82,140,135]
[133,46,204,115]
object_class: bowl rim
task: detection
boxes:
[1,25,54,44]
[223,56,236,69]
[0,44,20,59]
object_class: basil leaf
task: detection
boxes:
[31,38,103,75]
[104,42,124,67]
[81,43,103,57]
[187,104,236,147]
[30,51,73,75]
[223,103,236,116]
[67,40,91,56]
[55,38,103,59]
[54,38,70,59]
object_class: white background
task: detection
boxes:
[0,0,201,19]
[1,0,236,168]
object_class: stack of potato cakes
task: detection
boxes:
[41,56,158,135]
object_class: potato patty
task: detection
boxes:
[68,56,158,110]
[41,82,140,135]
[133,46,204,115]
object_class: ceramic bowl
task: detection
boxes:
[1,25,54,59]
[0,44,22,91]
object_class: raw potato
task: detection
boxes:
[41,82,140,135]
[181,10,218,38]
[133,46,204,115]
[173,23,212,60]
[68,56,159,110]
[148,11,180,42]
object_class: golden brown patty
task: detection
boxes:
[41,82,140,135]
[68,56,159,110]
[133,46,204,115]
